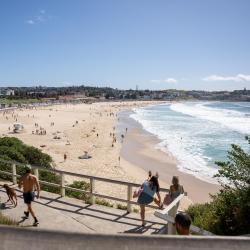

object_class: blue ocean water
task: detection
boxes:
[130,102,250,183]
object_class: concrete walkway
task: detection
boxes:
[0,181,166,235]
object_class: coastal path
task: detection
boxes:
[0,181,166,235]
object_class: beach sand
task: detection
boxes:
[0,102,161,201]
[0,101,219,209]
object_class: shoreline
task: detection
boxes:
[119,110,220,204]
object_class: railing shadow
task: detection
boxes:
[36,195,166,234]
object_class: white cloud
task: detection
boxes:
[203,74,250,82]
[26,20,35,25]
[35,15,45,22]
[26,9,47,25]
[151,78,178,84]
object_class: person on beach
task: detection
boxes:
[18,169,40,226]
[64,153,67,161]
[174,212,191,235]
[136,175,163,226]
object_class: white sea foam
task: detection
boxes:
[170,102,250,134]
[130,102,249,184]
[130,110,218,183]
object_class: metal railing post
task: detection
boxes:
[12,164,17,185]
[90,178,96,205]
[127,185,132,213]
[34,168,39,180]
[61,173,65,197]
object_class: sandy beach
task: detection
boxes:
[0,101,219,208]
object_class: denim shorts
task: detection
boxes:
[23,192,35,204]
[137,192,153,205]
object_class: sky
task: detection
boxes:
[0,0,250,91]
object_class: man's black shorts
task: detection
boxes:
[23,192,35,204]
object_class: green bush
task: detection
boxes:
[133,208,139,213]
[186,203,217,232]
[0,156,13,181]
[0,212,17,226]
[116,203,127,210]
[39,169,61,194]
[66,181,91,202]
[0,137,52,168]
[0,137,58,194]
[95,198,113,208]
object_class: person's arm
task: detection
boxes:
[169,185,173,199]
[35,177,40,198]
[156,192,161,204]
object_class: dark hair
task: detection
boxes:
[148,171,152,178]
[149,176,160,192]
[172,176,179,186]
[175,213,191,229]
[26,169,32,174]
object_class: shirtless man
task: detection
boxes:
[18,168,40,226]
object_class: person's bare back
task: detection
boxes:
[20,174,39,193]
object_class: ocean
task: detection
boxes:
[130,101,250,184]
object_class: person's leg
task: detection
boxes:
[140,204,146,226]
[27,204,36,218]
[28,204,38,225]
[154,197,161,206]
[154,198,163,209]
[23,194,29,217]
[24,204,29,217]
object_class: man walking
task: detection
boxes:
[19,168,40,226]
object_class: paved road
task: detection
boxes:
[0,181,166,234]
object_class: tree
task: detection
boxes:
[215,136,250,190]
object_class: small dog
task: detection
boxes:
[3,184,17,207]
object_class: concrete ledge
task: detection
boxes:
[0,225,249,250]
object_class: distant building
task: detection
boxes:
[0,88,15,96]
[6,89,15,96]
